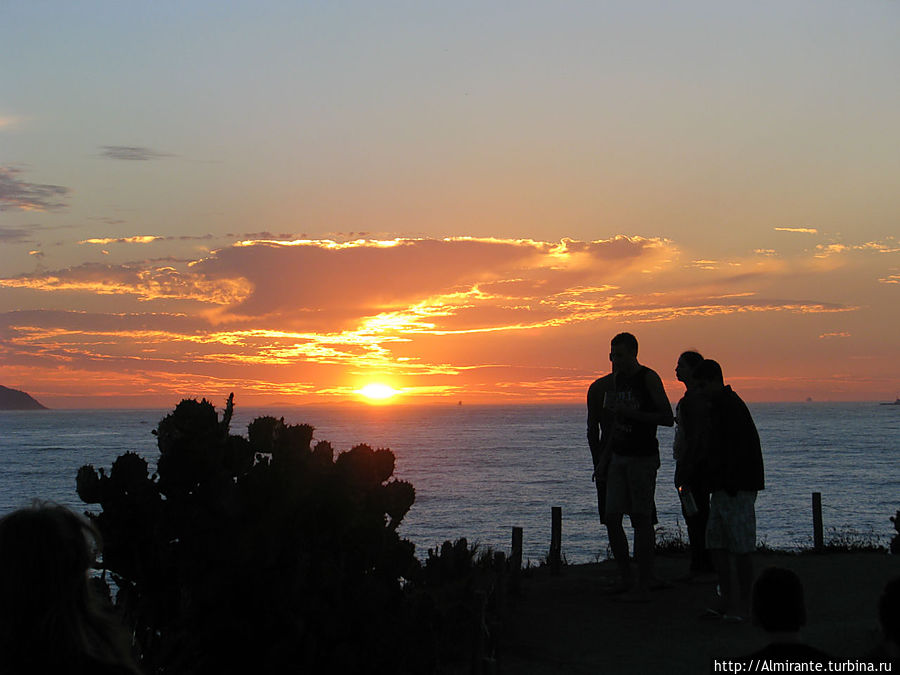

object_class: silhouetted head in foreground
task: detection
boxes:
[0,503,138,674]
[752,567,806,633]
[879,577,900,654]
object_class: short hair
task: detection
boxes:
[752,567,806,632]
[610,332,638,353]
[678,351,704,370]
[879,577,900,644]
[694,358,724,385]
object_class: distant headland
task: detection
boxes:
[0,385,48,410]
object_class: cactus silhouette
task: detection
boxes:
[78,394,427,674]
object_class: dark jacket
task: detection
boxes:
[706,385,764,494]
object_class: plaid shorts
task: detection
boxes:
[706,490,757,554]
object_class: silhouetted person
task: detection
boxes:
[0,503,140,675]
[587,332,673,602]
[713,567,830,670]
[695,359,764,620]
[672,350,714,579]
[866,577,900,668]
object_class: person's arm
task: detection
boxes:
[673,399,685,460]
[586,381,604,462]
[685,394,713,470]
[587,378,613,479]
[647,369,674,426]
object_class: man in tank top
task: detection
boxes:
[587,332,674,602]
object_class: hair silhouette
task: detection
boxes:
[611,332,638,352]
[0,503,138,675]
[678,351,704,370]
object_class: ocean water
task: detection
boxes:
[0,402,897,563]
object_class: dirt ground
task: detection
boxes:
[498,551,898,674]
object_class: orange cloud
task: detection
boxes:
[774,227,818,234]
[0,263,250,304]
[79,236,163,245]
[3,234,896,405]
[0,236,862,355]
[814,238,900,257]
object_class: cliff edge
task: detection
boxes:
[0,385,48,410]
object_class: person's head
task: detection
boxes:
[0,503,138,672]
[675,350,704,386]
[0,502,133,670]
[878,577,900,648]
[751,567,807,633]
[0,503,97,624]
[694,358,725,393]
[609,332,639,373]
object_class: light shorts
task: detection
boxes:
[605,453,659,518]
[706,490,757,554]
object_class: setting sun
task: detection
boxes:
[357,383,400,402]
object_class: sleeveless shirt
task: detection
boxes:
[610,365,660,457]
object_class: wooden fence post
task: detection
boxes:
[549,506,562,575]
[812,492,824,551]
[510,526,523,595]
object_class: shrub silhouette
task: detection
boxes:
[419,538,504,668]
[77,395,426,674]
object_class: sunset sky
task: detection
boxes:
[2,1,898,408]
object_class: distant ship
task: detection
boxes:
[880,397,900,406]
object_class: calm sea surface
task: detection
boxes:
[0,402,897,563]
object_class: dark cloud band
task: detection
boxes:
[0,167,69,211]
[99,146,173,161]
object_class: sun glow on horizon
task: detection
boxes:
[357,383,400,402]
